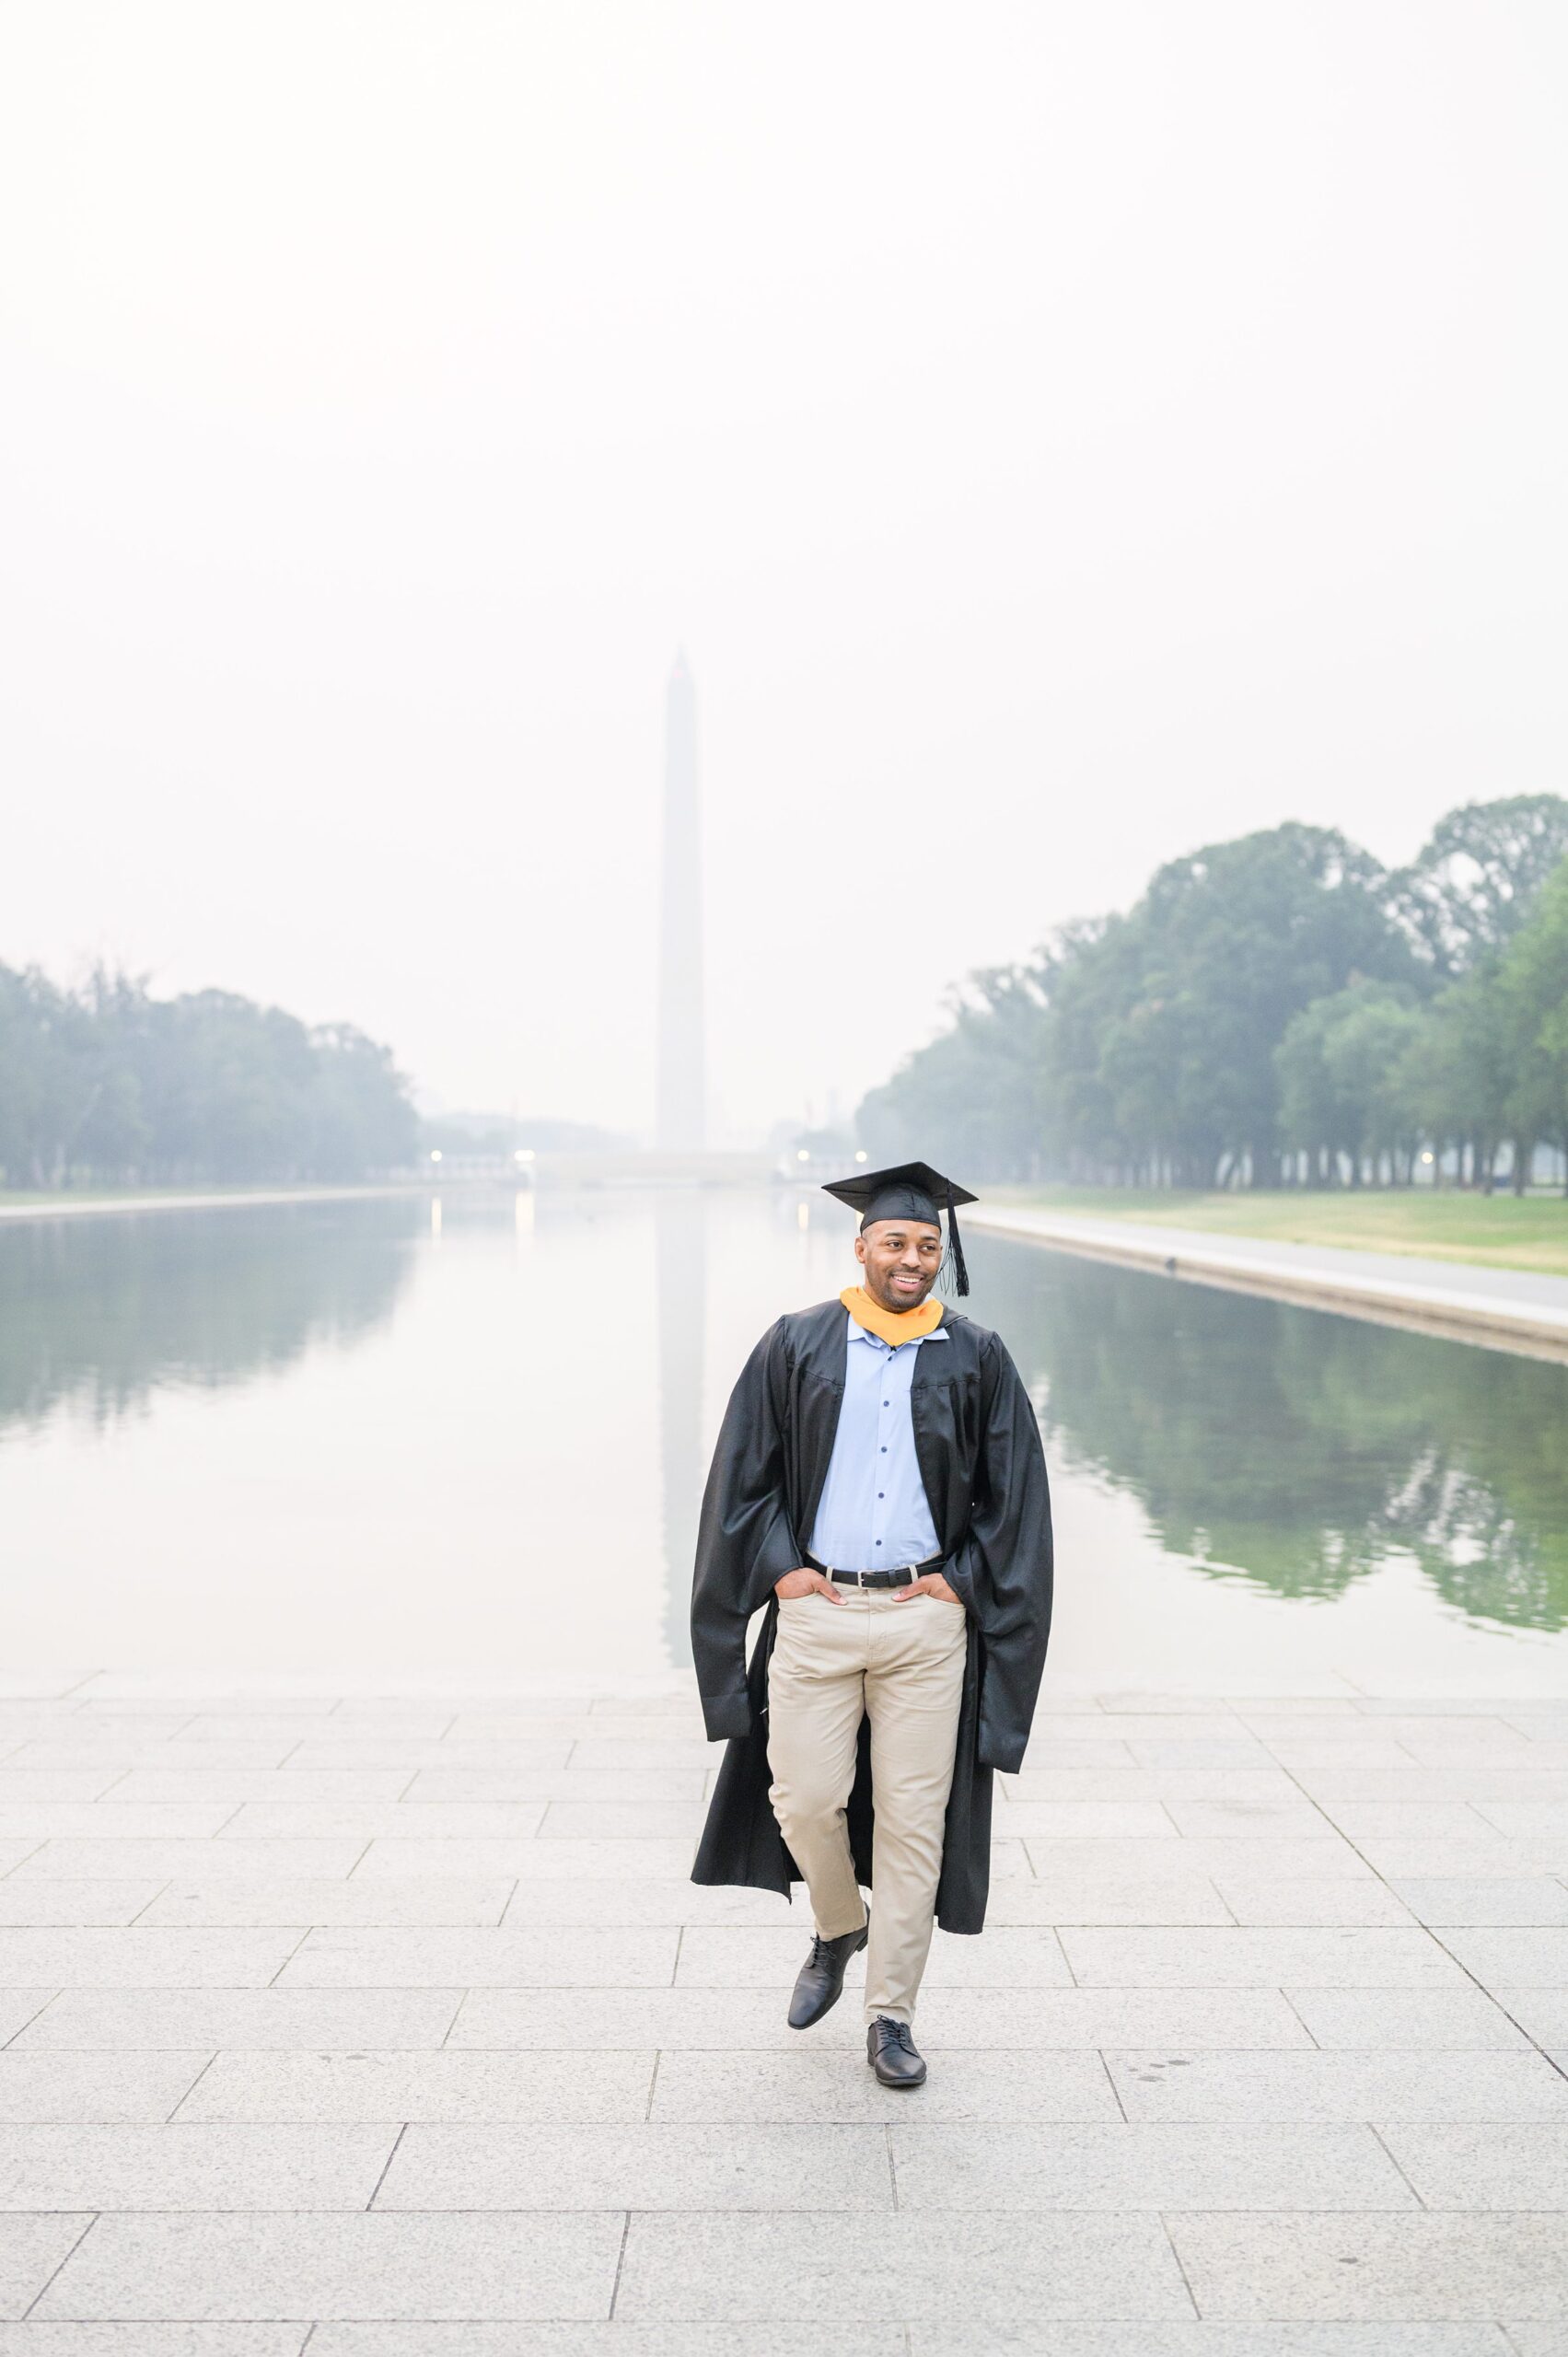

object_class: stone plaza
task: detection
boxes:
[0,1677,1567,2349]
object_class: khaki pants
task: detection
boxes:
[766,1585,967,2026]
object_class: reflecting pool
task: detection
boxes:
[3,1188,1567,1689]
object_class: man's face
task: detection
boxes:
[854,1218,943,1311]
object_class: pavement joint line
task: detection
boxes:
[606,2207,632,2319]
[645,2049,662,2119]
[1156,2206,1202,2320]
[2,1992,59,2049]
[128,1877,176,1926]
[1275,1987,1321,2048]
[365,2120,408,2209]
[267,1925,315,1986]
[885,2119,899,2209]
[1097,2047,1129,2120]
[163,2050,220,2122]
[19,2209,96,2319]
[1366,2120,1428,2210]
[437,1990,469,2048]
[343,1840,376,1883]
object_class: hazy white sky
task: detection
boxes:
[3,2,1564,1140]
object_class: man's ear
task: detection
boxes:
[854,1233,867,1268]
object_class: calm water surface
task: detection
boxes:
[4,1188,1568,1689]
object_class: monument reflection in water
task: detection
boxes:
[2,1191,1568,1680]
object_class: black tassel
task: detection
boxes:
[946,1181,970,1296]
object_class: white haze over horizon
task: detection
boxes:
[2,2,1564,1143]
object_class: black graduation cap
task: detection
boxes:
[820,1159,978,1296]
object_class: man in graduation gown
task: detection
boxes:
[691,1161,1052,2087]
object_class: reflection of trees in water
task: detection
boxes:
[0,1201,419,1436]
[979,1239,1568,1631]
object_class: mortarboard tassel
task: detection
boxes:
[946,1181,970,1296]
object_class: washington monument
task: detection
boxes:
[656,650,705,1151]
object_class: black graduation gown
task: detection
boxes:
[690,1297,1052,1934]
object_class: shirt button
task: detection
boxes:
[880,1446,887,1453]
[877,1492,885,1498]
[876,1539,883,1547]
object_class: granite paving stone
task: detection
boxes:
[534,1803,709,1840]
[353,1839,698,1880]
[0,1884,174,1928]
[904,2328,1513,2355]
[1346,1840,1539,1880]
[0,1999,53,2047]
[1023,1838,1374,1881]
[0,2054,211,2125]
[1106,2048,1568,2120]
[10,1989,462,2049]
[0,1777,133,1805]
[1488,1990,1568,2041]
[173,2049,656,2123]
[376,2121,893,2209]
[614,2210,1193,2320]
[958,1877,1233,1926]
[1056,1926,1464,1987]
[978,1803,1178,1839]
[213,1802,551,1840]
[0,1931,301,1988]
[308,2332,905,2357]
[1388,1878,1568,1925]
[1379,2124,1568,2209]
[399,1769,708,1802]
[30,2211,627,2321]
[138,1876,520,1926]
[648,2048,1122,2123]
[6,1840,368,1881]
[275,1925,678,1987]
[0,2328,309,2353]
[1167,2211,1568,2319]
[1433,1928,1568,1986]
[0,1809,234,1841]
[94,1772,412,1805]
[450,1984,1311,2051]
[1160,1802,1335,1838]
[1282,1989,1532,2049]
[888,2122,1413,2209]
[496,1879,786,1926]
[0,2218,95,2320]
[1208,1878,1415,1926]
[0,2124,398,2210]
[0,2329,308,2353]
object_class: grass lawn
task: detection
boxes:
[989,1185,1568,1278]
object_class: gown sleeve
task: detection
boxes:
[690,1318,804,1741]
[952,1332,1053,1775]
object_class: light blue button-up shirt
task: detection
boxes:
[807,1312,947,1573]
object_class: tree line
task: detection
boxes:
[859,795,1568,1190]
[0,965,418,1189]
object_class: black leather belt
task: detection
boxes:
[803,1550,945,1590]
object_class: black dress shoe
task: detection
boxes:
[787,1922,868,2029]
[866,2015,926,2086]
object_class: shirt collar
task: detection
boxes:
[845,1312,949,1349]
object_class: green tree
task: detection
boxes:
[1389,793,1568,977]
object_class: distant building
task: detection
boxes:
[656,651,706,1150]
